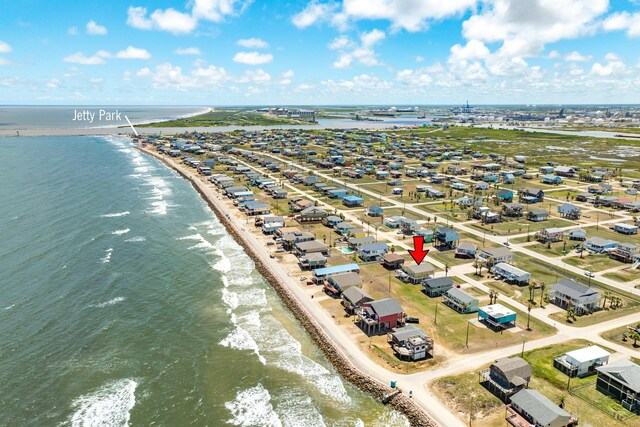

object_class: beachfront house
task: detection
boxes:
[422,277,454,297]
[480,357,532,402]
[262,216,285,234]
[357,298,405,335]
[443,288,479,313]
[387,325,433,361]
[243,201,271,216]
[507,389,577,427]
[294,240,329,257]
[491,262,531,285]
[398,263,435,284]
[298,252,327,270]
[596,359,640,413]
[478,304,517,330]
[281,231,314,250]
[325,272,362,295]
[357,242,388,262]
[312,264,360,284]
[554,345,610,378]
[549,279,601,315]
[341,287,373,315]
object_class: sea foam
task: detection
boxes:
[225,384,281,427]
[100,212,130,218]
[69,379,137,427]
[91,297,126,308]
[111,229,130,236]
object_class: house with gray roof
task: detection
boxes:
[549,279,601,315]
[342,287,373,314]
[422,277,454,297]
[480,357,532,402]
[387,325,433,361]
[596,359,640,414]
[357,298,405,335]
[358,242,388,262]
[507,389,577,427]
[443,287,479,313]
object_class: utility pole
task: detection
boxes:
[466,320,471,348]
[434,300,439,325]
[521,336,526,358]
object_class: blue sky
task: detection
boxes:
[0,0,639,105]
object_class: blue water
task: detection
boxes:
[0,136,407,426]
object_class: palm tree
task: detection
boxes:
[602,291,610,309]
[558,394,567,409]
[444,263,449,277]
[390,245,396,254]
[539,282,546,307]
[566,302,577,323]
[528,281,536,303]
[630,330,640,347]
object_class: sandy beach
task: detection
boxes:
[134,142,460,427]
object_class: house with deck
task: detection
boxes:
[262,216,285,234]
[381,253,405,270]
[557,203,581,219]
[443,288,479,313]
[528,209,549,222]
[554,345,610,378]
[519,187,544,203]
[357,298,405,335]
[434,226,460,248]
[366,205,384,217]
[398,263,435,284]
[478,304,517,330]
[536,228,564,243]
[422,277,454,297]
[596,359,640,414]
[498,189,514,202]
[610,243,639,263]
[480,357,532,402]
[343,195,364,207]
[341,287,373,315]
[312,263,360,284]
[387,325,433,361]
[502,203,524,217]
[299,207,327,223]
[298,252,327,270]
[548,279,601,315]
[476,247,515,267]
[507,389,577,427]
[613,223,638,235]
[358,242,388,262]
[491,263,531,284]
[585,237,618,253]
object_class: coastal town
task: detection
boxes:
[135,123,640,427]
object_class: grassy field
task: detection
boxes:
[601,324,640,352]
[471,216,576,236]
[431,340,639,427]
[139,109,309,127]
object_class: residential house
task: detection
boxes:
[476,247,515,267]
[243,201,270,216]
[536,228,564,243]
[382,253,405,270]
[312,263,360,283]
[568,229,587,241]
[549,279,601,314]
[557,203,581,219]
[341,287,373,315]
[357,298,405,335]
[423,277,454,297]
[383,215,404,229]
[555,166,576,177]
[542,174,563,185]
[298,252,327,270]
[554,345,610,378]
[358,242,389,262]
[475,182,490,191]
[520,187,545,203]
[478,304,517,330]
[415,228,434,242]
[528,209,549,222]
[290,198,315,212]
[303,176,320,186]
[435,227,460,248]
[294,240,329,257]
[585,237,618,253]
[281,231,315,251]
[610,243,640,263]
[347,228,366,239]
[366,205,384,217]
[299,206,328,223]
[387,325,433,361]
[491,262,531,284]
[502,173,516,185]
[400,218,420,235]
[596,359,640,414]
[328,189,348,199]
[498,189,514,202]
[398,262,435,284]
[443,287,479,313]
[323,215,343,228]
[456,241,478,258]
[348,236,376,249]
[480,357,532,401]
[613,223,638,235]
[343,195,364,207]
[325,272,362,294]
[262,216,285,234]
[502,203,524,217]
[335,221,356,235]
[507,389,577,427]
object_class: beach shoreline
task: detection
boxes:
[134,142,439,427]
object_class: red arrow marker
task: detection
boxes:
[408,236,429,265]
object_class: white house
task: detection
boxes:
[554,345,610,378]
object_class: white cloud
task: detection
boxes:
[86,20,107,35]
[0,41,12,53]
[415,55,425,63]
[46,78,61,89]
[67,27,78,36]
[238,69,271,84]
[233,51,273,65]
[292,1,338,28]
[603,11,640,37]
[237,38,268,49]
[127,1,251,34]
[127,6,197,34]
[330,29,386,69]
[293,0,476,32]
[136,67,151,77]
[279,70,294,85]
[63,52,106,65]
[591,53,627,77]
[396,68,433,86]
[137,62,229,90]
[547,50,559,59]
[565,51,592,62]
[116,46,152,60]
[176,47,202,55]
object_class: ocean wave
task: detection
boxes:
[225,384,281,427]
[124,236,146,243]
[221,288,267,311]
[219,325,266,365]
[147,201,168,215]
[91,297,126,308]
[100,248,113,264]
[5,304,15,310]
[100,211,130,218]
[111,229,130,236]
[69,379,137,427]
[177,233,215,251]
[370,410,411,427]
[275,389,326,427]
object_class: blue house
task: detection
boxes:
[475,182,490,191]
[483,173,499,183]
[542,175,563,185]
[478,304,517,330]
[585,237,618,253]
[312,263,360,283]
[557,203,581,219]
[328,189,348,199]
[335,221,356,235]
[366,205,384,217]
[343,195,364,207]
[497,189,514,203]
[435,227,460,248]
[358,242,389,261]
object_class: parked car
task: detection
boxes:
[405,316,419,324]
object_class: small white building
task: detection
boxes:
[554,345,610,377]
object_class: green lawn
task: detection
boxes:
[139,109,310,127]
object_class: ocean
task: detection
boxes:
[0,135,408,426]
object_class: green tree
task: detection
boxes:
[539,282,546,307]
